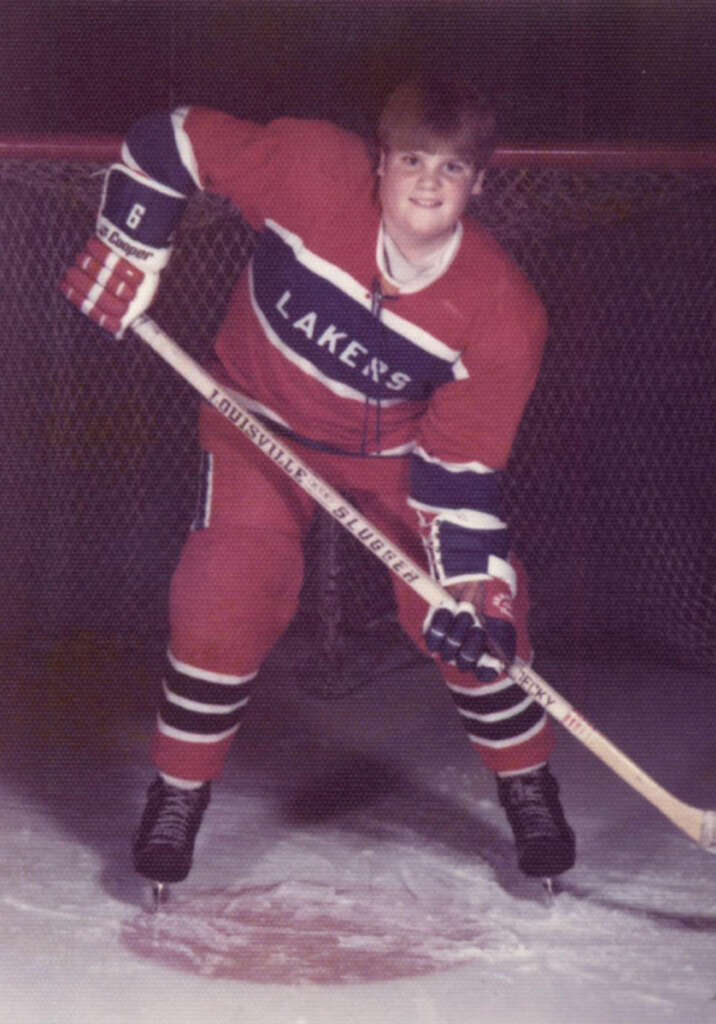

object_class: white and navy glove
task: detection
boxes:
[416,498,519,682]
[424,577,517,682]
[60,162,189,337]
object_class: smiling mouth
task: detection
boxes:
[410,197,442,208]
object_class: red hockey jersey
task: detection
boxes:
[121,107,547,585]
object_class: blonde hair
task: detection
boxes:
[377,76,497,169]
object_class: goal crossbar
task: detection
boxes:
[3,135,716,169]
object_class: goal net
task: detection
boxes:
[1,139,715,676]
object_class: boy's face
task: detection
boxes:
[377,146,484,259]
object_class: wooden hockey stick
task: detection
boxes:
[131,313,716,852]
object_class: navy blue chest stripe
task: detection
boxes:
[251,226,460,403]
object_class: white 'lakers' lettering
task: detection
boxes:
[275,289,412,392]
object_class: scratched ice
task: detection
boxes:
[0,641,714,1023]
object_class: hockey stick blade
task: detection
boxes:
[130,314,716,853]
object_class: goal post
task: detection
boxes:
[1,135,715,669]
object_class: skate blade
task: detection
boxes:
[149,880,171,912]
[540,877,561,905]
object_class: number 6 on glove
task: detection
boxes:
[60,160,190,337]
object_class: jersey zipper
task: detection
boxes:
[363,275,398,455]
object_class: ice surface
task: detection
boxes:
[0,635,715,1023]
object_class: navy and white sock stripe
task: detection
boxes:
[157,650,255,744]
[447,676,547,748]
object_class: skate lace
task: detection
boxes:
[504,776,559,839]
[148,788,203,844]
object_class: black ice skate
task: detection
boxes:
[497,764,576,882]
[133,775,211,887]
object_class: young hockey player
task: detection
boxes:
[60,76,575,890]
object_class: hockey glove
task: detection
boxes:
[424,577,517,683]
[60,163,188,337]
[61,236,161,337]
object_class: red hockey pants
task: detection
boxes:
[151,403,555,780]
